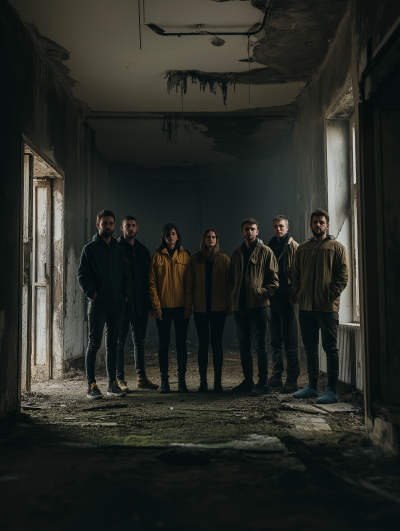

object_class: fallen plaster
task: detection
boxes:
[172,433,286,451]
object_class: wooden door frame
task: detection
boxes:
[19,136,65,396]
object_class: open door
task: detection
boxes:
[21,154,33,391]
[31,179,52,380]
[21,141,64,390]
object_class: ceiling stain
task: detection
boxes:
[166,70,238,107]
[210,36,226,46]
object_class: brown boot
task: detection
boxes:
[267,374,283,388]
[117,380,129,393]
[137,376,159,390]
[280,379,298,394]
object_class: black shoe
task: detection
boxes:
[159,373,170,394]
[267,374,283,388]
[198,374,208,393]
[87,383,103,399]
[232,379,254,393]
[280,379,298,394]
[107,381,126,397]
[250,383,270,397]
[178,372,189,393]
[214,370,223,393]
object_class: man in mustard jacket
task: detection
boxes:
[291,208,348,404]
[227,218,279,395]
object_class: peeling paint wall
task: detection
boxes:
[0,0,108,414]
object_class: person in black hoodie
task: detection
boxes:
[267,215,300,394]
[116,216,158,392]
[78,210,130,399]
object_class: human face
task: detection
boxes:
[241,223,259,243]
[166,229,178,248]
[205,231,217,249]
[121,219,138,241]
[310,216,329,240]
[273,219,289,240]
[96,216,115,239]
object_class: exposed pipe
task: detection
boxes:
[145,3,269,37]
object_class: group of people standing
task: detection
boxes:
[78,207,348,406]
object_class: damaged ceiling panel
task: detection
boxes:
[12,0,347,113]
[12,0,349,165]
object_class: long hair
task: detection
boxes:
[159,223,182,254]
[198,228,220,262]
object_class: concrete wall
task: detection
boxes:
[275,0,400,405]
[0,0,108,413]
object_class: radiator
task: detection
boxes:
[318,323,363,390]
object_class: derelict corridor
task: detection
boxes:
[1,0,400,529]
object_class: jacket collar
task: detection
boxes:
[118,236,141,249]
[92,233,117,247]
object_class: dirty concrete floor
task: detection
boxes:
[1,351,400,530]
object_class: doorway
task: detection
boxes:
[21,141,64,391]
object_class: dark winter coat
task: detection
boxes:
[78,233,129,308]
[117,237,152,316]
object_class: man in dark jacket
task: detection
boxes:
[227,218,279,396]
[116,216,158,392]
[78,209,129,399]
[267,215,300,394]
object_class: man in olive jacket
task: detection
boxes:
[291,208,348,404]
[227,218,279,395]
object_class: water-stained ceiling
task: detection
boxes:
[12,0,349,166]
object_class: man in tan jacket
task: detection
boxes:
[267,215,300,394]
[291,208,348,404]
[227,218,279,396]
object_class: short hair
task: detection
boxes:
[97,209,115,224]
[273,215,289,225]
[310,208,329,224]
[122,215,137,223]
[242,217,259,229]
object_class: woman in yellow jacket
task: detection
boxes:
[190,229,232,393]
[148,223,192,394]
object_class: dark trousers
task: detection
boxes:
[193,311,227,374]
[116,309,149,380]
[156,307,190,374]
[299,310,339,387]
[233,306,269,383]
[269,297,300,380]
[85,302,125,385]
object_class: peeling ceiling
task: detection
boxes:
[12,0,349,165]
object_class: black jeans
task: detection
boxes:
[156,307,190,374]
[233,306,269,383]
[193,311,227,373]
[85,302,125,385]
[298,310,339,387]
[116,309,148,380]
[269,297,300,380]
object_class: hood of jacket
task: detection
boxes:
[92,233,118,247]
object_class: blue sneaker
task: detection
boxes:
[317,387,338,404]
[293,383,318,399]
